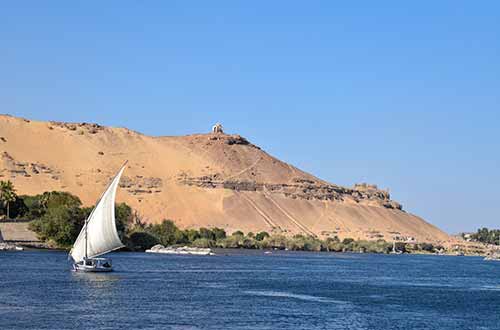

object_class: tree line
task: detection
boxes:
[1,181,448,254]
[467,228,500,245]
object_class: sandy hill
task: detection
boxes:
[0,114,452,244]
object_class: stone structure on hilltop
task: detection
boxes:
[212,123,224,134]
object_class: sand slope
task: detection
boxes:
[0,114,452,243]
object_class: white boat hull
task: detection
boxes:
[73,258,113,272]
[146,245,214,255]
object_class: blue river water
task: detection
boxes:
[0,250,499,330]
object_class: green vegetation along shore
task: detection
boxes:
[0,181,492,255]
[464,228,500,245]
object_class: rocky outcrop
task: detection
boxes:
[207,134,260,149]
[120,176,163,195]
[0,152,61,180]
[485,250,500,261]
[49,121,103,134]
[178,175,403,210]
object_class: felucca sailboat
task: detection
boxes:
[69,163,127,272]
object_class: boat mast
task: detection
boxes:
[85,221,88,259]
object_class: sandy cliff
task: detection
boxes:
[0,114,452,244]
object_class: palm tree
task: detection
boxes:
[0,180,17,219]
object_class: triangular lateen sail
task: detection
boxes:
[70,164,126,262]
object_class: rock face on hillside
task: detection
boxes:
[0,114,452,243]
[179,176,402,210]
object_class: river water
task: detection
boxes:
[0,250,499,330]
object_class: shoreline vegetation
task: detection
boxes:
[0,184,496,256]
[462,228,500,245]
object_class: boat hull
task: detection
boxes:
[146,245,214,255]
[73,258,113,272]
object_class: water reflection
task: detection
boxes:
[71,271,121,286]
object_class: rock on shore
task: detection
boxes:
[0,242,24,251]
[484,250,500,261]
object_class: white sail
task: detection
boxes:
[70,164,126,262]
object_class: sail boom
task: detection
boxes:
[88,244,125,259]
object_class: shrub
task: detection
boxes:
[326,236,340,244]
[42,191,82,210]
[255,231,270,241]
[126,231,159,251]
[192,238,216,248]
[115,203,133,240]
[174,229,189,244]
[217,235,242,249]
[354,240,392,254]
[241,237,258,249]
[7,196,28,219]
[184,229,201,242]
[21,195,45,219]
[212,227,227,240]
[342,238,355,245]
[147,219,183,246]
[327,242,344,252]
[23,191,82,220]
[394,242,408,253]
[29,205,87,247]
[418,242,435,252]
[199,227,216,240]
[265,235,288,250]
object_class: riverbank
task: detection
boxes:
[3,213,492,257]
[9,240,489,257]
[5,188,493,258]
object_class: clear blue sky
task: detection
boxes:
[1,2,499,233]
